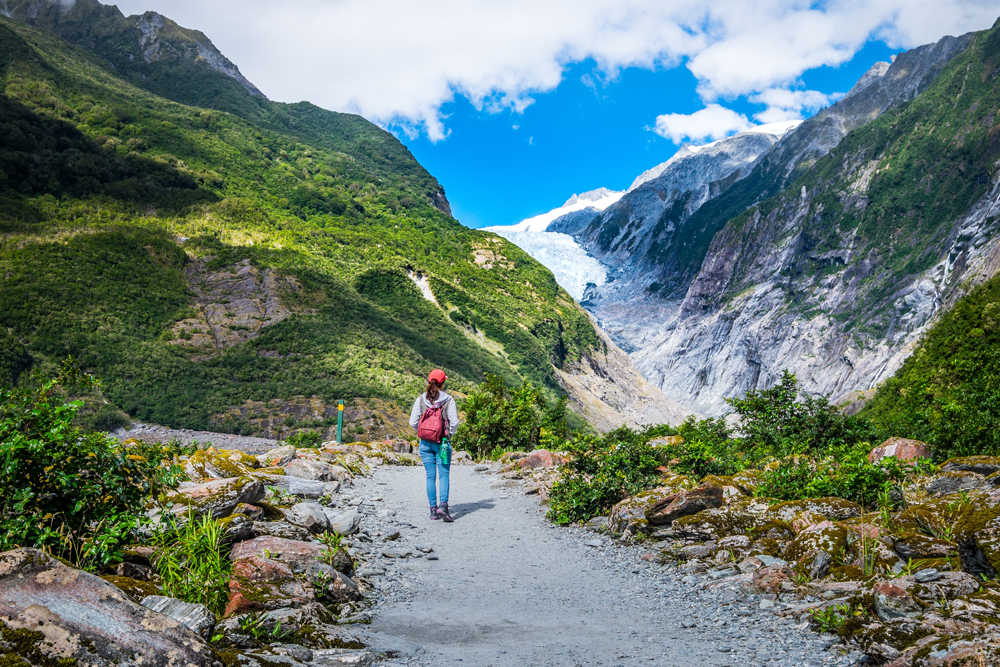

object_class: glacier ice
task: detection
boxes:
[488,229,607,301]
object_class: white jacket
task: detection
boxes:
[409,391,459,438]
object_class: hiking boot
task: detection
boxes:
[430,505,440,520]
[437,503,454,523]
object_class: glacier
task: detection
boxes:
[486,229,607,301]
[485,188,622,301]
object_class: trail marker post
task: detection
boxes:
[337,401,344,444]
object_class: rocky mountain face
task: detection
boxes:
[507,25,988,416]
[631,22,1000,415]
[2,0,267,106]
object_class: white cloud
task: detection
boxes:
[111,0,999,140]
[653,104,753,144]
[750,88,842,123]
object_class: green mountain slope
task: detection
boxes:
[863,271,1000,459]
[0,15,600,435]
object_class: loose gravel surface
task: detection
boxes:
[347,465,864,667]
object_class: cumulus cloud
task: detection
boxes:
[111,0,999,140]
[653,105,753,144]
[750,88,842,123]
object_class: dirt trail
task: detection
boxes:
[357,466,853,667]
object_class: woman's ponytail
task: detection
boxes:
[426,380,441,402]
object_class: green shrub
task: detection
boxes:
[727,371,877,459]
[153,513,231,618]
[672,417,741,477]
[284,429,323,448]
[452,373,545,458]
[547,426,668,524]
[0,361,173,569]
[756,442,921,505]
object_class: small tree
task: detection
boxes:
[0,360,168,569]
[453,374,544,458]
[727,370,875,458]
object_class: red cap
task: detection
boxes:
[428,369,447,384]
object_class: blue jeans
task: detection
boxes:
[419,439,450,506]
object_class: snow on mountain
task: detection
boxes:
[627,120,802,192]
[495,188,623,233]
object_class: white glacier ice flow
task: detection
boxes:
[484,188,620,301]
[487,229,607,301]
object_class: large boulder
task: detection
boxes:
[782,521,849,563]
[163,476,265,520]
[256,473,327,499]
[284,457,345,482]
[671,505,764,541]
[283,502,332,534]
[0,548,216,666]
[184,447,260,481]
[868,437,932,464]
[140,595,214,638]
[873,581,924,621]
[892,532,957,561]
[923,470,989,496]
[225,555,313,617]
[645,484,723,526]
[258,444,298,468]
[607,487,679,534]
[323,508,362,536]
[765,497,862,522]
[230,535,351,575]
[253,521,313,541]
[941,456,1000,477]
[516,449,569,470]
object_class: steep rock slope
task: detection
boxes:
[0,12,655,434]
[638,19,1000,415]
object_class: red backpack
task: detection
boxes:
[417,397,448,443]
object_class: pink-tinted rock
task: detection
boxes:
[868,437,932,464]
[516,450,568,469]
[646,484,724,526]
[225,555,312,617]
[873,581,924,620]
[752,565,793,594]
[0,548,214,666]
[230,535,352,574]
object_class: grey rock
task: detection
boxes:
[382,548,413,559]
[284,502,332,534]
[755,555,788,568]
[808,551,832,580]
[253,520,312,541]
[584,539,603,548]
[141,595,215,638]
[305,563,362,602]
[914,568,942,583]
[0,548,215,667]
[324,508,362,536]
[258,474,326,499]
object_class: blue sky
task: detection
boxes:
[402,41,899,228]
[114,1,999,230]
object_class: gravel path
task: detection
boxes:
[347,466,862,667]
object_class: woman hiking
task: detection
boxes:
[409,369,460,522]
